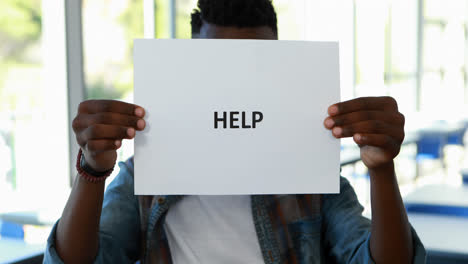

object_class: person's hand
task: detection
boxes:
[324,96,405,170]
[72,100,146,172]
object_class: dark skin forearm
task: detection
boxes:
[324,97,414,263]
[56,100,144,263]
[369,162,413,264]
[56,175,105,264]
[54,100,144,263]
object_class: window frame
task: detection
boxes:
[65,0,86,185]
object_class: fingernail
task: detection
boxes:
[127,128,135,137]
[328,105,338,115]
[333,127,342,137]
[137,119,146,130]
[135,108,144,117]
[115,140,121,147]
[324,118,334,128]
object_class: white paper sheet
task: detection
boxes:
[134,39,340,195]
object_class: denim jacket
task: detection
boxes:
[44,158,426,263]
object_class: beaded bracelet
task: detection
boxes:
[76,149,113,183]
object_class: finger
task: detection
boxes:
[86,139,121,153]
[328,96,398,116]
[324,111,404,129]
[332,120,404,141]
[83,113,146,131]
[353,133,400,150]
[73,113,146,132]
[82,124,135,141]
[76,134,86,147]
[78,100,145,117]
[72,116,84,132]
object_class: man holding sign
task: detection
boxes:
[45,0,425,263]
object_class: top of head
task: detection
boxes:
[190,0,278,40]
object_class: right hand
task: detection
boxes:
[72,100,146,172]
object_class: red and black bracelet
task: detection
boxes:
[76,149,113,183]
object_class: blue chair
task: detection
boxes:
[447,128,466,146]
[416,132,447,160]
[461,169,468,186]
[405,203,468,218]
[0,220,24,239]
[415,132,448,178]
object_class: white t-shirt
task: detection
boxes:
[163,195,265,264]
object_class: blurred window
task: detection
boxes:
[421,0,468,113]
[82,0,142,101]
[354,0,418,114]
[354,1,387,97]
[0,0,69,215]
[175,0,195,38]
[385,0,418,114]
[82,0,143,176]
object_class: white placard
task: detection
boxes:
[134,39,340,195]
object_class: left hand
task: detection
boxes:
[324,96,405,170]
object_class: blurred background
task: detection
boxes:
[1,0,468,263]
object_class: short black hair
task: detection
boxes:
[191,0,278,37]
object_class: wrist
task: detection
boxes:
[77,149,113,183]
[80,152,113,176]
[368,160,394,172]
[368,161,396,180]
[369,161,400,196]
